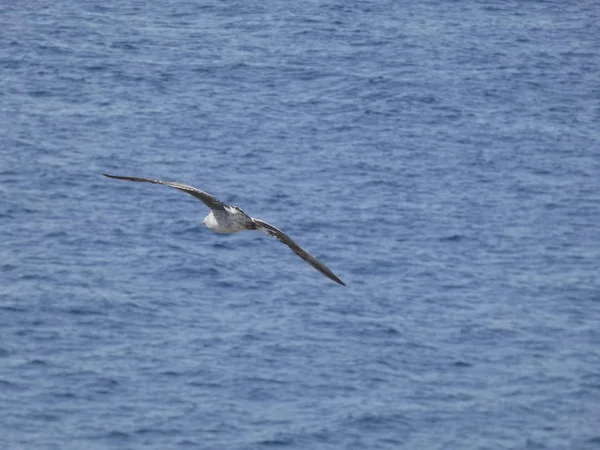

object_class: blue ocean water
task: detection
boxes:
[1,1,599,448]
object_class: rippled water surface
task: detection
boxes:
[1,1,599,449]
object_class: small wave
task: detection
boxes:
[453,360,472,368]
[66,306,104,316]
[44,230,68,239]
[102,430,131,441]
[255,436,295,447]
[0,304,27,312]
[439,234,464,242]
[0,378,23,391]
[19,359,49,369]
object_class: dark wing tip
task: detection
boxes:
[327,272,346,286]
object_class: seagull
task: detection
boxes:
[103,174,345,286]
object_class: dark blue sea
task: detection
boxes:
[1,1,599,449]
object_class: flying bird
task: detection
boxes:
[103,174,345,286]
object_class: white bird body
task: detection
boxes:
[104,174,345,285]
[203,207,250,234]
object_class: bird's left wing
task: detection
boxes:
[103,174,225,210]
[251,218,345,286]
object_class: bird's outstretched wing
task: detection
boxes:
[251,218,345,286]
[103,174,225,210]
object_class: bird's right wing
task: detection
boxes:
[103,174,225,210]
[251,218,345,286]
